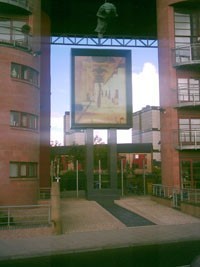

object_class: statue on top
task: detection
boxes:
[95,1,118,38]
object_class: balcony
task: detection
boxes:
[172,44,200,68]
[0,25,32,51]
[173,130,200,150]
[0,0,33,13]
[175,89,200,108]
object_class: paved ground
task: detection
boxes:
[115,197,200,225]
[61,196,200,234]
[97,200,155,227]
[0,196,200,262]
[61,198,125,234]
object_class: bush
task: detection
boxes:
[59,171,86,191]
[0,211,14,226]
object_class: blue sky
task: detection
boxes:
[50,45,159,144]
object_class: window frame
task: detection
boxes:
[0,17,27,44]
[177,78,200,103]
[11,62,39,87]
[174,9,200,47]
[10,110,39,130]
[180,159,200,189]
[179,117,200,144]
[10,162,38,179]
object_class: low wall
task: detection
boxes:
[151,195,172,207]
[180,202,200,218]
[60,190,86,198]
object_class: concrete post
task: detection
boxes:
[51,181,62,235]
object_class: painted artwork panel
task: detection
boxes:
[71,49,132,129]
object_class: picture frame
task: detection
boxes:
[70,48,132,129]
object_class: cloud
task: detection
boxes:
[50,114,64,144]
[117,129,132,144]
[132,62,159,112]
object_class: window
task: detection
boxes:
[11,63,39,86]
[179,118,200,143]
[178,78,200,102]
[174,9,200,47]
[10,162,18,177]
[10,162,38,178]
[181,160,200,188]
[174,9,200,62]
[0,17,28,45]
[10,111,38,130]
[10,111,20,126]
[174,12,191,47]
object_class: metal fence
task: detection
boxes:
[39,188,51,200]
[0,204,51,229]
[152,184,200,208]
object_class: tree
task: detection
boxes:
[94,134,105,144]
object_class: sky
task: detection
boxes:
[50,45,159,145]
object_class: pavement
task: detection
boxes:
[0,196,200,262]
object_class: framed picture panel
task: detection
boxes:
[71,48,132,129]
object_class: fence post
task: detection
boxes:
[121,159,124,197]
[76,160,79,198]
[8,208,10,227]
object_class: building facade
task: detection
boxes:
[132,106,161,163]
[0,0,51,205]
[157,0,200,189]
[64,111,85,146]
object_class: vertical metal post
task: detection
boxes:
[86,129,94,198]
[121,159,124,197]
[50,160,54,184]
[48,205,51,225]
[98,159,102,189]
[195,189,197,204]
[108,129,117,190]
[143,158,146,195]
[8,208,10,227]
[76,160,79,198]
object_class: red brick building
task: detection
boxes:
[0,1,51,205]
[157,0,200,189]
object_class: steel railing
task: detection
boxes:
[152,184,200,208]
[180,188,200,204]
[0,204,51,229]
[172,44,200,67]
[0,26,32,50]
[173,130,200,150]
[178,93,200,105]
[0,0,33,12]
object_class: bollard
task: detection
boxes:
[51,182,62,235]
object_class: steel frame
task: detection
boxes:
[51,35,158,48]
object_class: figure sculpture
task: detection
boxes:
[95,1,118,38]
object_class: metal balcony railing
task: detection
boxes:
[172,43,200,67]
[0,26,32,50]
[173,130,200,150]
[177,93,200,107]
[0,0,33,13]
